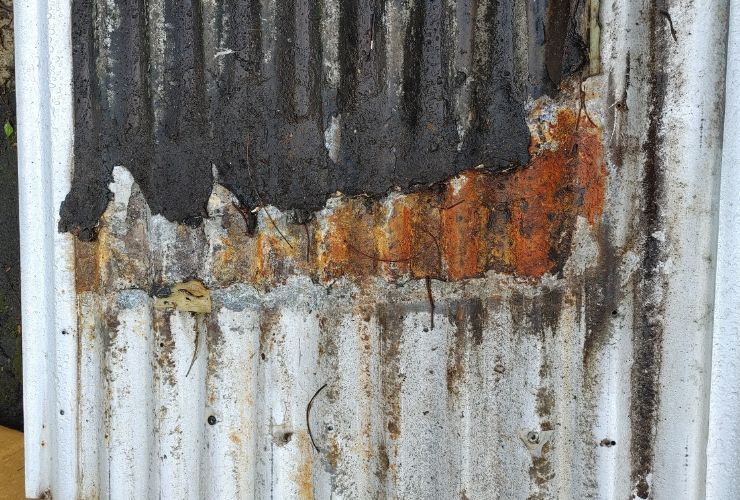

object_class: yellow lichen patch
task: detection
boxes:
[154,280,212,313]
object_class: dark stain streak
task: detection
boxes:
[232,202,258,236]
[377,304,403,446]
[446,298,484,397]
[630,4,668,499]
[61,0,587,240]
[582,227,620,368]
[425,276,435,331]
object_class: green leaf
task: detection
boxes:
[3,121,13,139]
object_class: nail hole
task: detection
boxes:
[208,415,217,425]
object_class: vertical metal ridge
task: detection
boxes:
[707,0,740,495]
[16,0,77,495]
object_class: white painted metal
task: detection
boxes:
[15,0,77,497]
[14,0,737,499]
[649,2,726,499]
[707,0,740,496]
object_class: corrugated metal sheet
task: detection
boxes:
[60,0,590,238]
[14,0,738,499]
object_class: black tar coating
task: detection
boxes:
[61,0,587,241]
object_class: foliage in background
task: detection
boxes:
[0,0,22,430]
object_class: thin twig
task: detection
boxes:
[306,383,328,452]
[345,241,420,264]
[660,10,678,42]
[244,137,294,249]
[575,75,597,132]
[185,327,199,378]
[437,199,467,211]
[303,223,311,262]
[425,276,435,330]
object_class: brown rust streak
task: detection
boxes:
[295,431,315,500]
[74,239,100,292]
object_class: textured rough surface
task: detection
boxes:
[61,0,587,240]
[18,0,734,498]
[0,0,22,431]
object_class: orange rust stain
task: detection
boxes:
[229,432,241,446]
[574,125,607,225]
[380,199,413,276]
[500,148,575,278]
[320,198,380,278]
[295,432,315,500]
[315,107,605,281]
[251,232,267,282]
[501,109,605,277]
[74,239,100,292]
[441,174,487,280]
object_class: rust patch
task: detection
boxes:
[74,239,100,292]
[76,101,606,288]
[318,106,605,282]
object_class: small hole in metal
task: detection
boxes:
[208,415,217,425]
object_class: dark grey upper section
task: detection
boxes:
[61,0,587,240]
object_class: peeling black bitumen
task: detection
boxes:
[61,0,587,240]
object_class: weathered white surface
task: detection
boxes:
[15,0,77,496]
[707,0,740,496]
